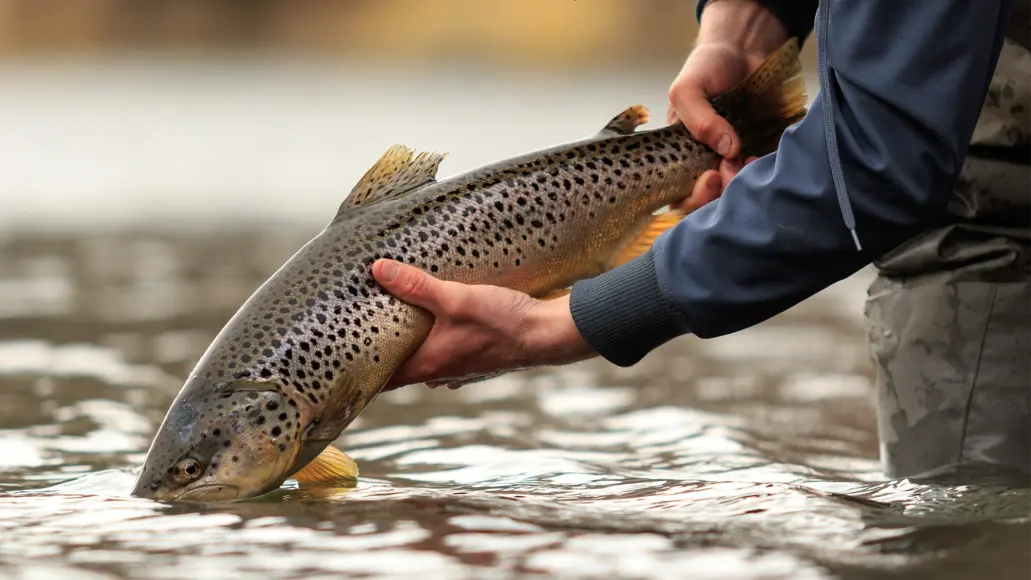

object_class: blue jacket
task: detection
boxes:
[568,0,1016,366]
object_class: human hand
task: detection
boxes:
[667,0,788,212]
[371,259,597,391]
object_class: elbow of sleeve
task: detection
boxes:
[830,90,967,255]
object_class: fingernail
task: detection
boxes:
[716,134,732,157]
[379,260,399,283]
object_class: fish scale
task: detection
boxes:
[132,38,807,502]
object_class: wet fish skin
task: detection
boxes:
[131,39,806,501]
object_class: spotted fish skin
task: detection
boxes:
[132,39,807,501]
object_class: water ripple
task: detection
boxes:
[0,231,1027,580]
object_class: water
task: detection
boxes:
[0,57,1028,580]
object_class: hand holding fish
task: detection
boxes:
[667,0,790,209]
[372,258,596,391]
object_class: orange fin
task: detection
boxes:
[537,288,571,301]
[612,210,686,268]
[291,445,358,485]
[600,105,651,136]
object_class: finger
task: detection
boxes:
[713,156,761,194]
[372,259,456,314]
[385,331,458,387]
[668,81,738,158]
[693,170,724,207]
[719,157,744,186]
[665,102,679,125]
[672,170,722,214]
[384,360,427,389]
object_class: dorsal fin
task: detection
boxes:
[598,105,651,136]
[339,144,446,214]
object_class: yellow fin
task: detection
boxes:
[612,210,686,268]
[291,445,359,485]
[339,144,447,213]
[709,38,808,159]
[537,288,571,301]
[599,104,651,136]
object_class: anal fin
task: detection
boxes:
[612,209,686,268]
[533,210,685,301]
[536,288,571,301]
[291,445,359,485]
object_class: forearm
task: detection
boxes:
[572,0,1014,367]
[696,0,819,45]
[695,0,790,55]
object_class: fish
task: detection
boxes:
[131,38,807,502]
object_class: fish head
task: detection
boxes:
[132,379,305,502]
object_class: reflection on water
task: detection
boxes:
[3,232,1028,580]
[0,60,1028,580]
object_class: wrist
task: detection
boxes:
[697,0,789,58]
[525,295,596,367]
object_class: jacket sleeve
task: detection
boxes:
[569,0,1014,367]
[696,0,820,43]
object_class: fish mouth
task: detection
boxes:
[175,485,240,502]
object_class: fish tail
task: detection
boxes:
[710,38,808,159]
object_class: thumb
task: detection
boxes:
[372,259,448,313]
[669,82,739,159]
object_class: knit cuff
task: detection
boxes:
[569,250,688,367]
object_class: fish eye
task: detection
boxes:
[176,458,202,480]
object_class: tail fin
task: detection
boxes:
[710,38,808,159]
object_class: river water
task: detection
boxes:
[0,57,1028,579]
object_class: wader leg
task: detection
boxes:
[864,274,1030,480]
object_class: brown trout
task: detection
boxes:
[131,39,806,501]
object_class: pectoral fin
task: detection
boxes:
[291,445,359,485]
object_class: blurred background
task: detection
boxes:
[0,0,818,232]
[0,0,822,66]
